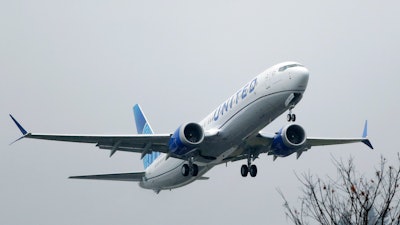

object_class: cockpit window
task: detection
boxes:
[278,64,303,72]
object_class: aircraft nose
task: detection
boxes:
[291,67,309,89]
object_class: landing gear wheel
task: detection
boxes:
[191,164,199,176]
[249,165,258,177]
[241,164,249,177]
[287,114,296,122]
[181,164,190,177]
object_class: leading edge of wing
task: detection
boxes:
[9,114,170,143]
[69,172,145,182]
[21,133,171,144]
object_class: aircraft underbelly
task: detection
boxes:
[202,91,300,159]
[139,158,211,190]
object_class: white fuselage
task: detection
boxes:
[139,62,309,192]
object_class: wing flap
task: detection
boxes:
[69,172,145,182]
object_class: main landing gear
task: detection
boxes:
[241,156,257,177]
[241,164,257,177]
[181,157,199,177]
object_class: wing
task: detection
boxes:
[306,121,373,149]
[9,114,171,157]
[306,137,373,149]
[69,172,145,182]
[69,172,209,182]
[223,121,373,162]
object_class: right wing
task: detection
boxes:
[10,114,171,157]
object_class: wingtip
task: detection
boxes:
[362,120,368,138]
[362,139,374,150]
[361,120,373,149]
[9,114,28,135]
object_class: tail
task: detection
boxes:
[133,104,161,169]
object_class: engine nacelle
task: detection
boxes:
[168,122,205,156]
[271,124,307,157]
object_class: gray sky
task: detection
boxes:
[1,1,399,224]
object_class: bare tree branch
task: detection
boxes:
[280,154,400,225]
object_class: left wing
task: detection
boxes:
[69,172,145,182]
[260,125,374,150]
[304,120,373,150]
[306,137,373,149]
[9,114,171,156]
[225,121,373,162]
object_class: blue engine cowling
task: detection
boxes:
[168,122,205,156]
[271,124,307,157]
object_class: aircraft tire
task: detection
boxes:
[287,114,296,122]
[241,164,248,177]
[191,164,199,176]
[181,164,190,176]
[250,165,257,177]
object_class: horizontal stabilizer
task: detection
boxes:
[69,172,145,182]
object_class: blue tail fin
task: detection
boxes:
[133,104,160,169]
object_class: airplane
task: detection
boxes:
[10,61,373,193]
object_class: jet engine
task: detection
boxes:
[271,124,307,157]
[168,122,205,156]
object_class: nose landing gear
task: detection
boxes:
[287,107,296,122]
[287,113,296,122]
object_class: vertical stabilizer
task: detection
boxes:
[133,104,160,169]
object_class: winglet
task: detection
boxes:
[9,114,30,145]
[361,120,374,149]
[362,120,368,138]
[362,139,374,150]
[10,114,28,135]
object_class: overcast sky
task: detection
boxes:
[1,1,399,225]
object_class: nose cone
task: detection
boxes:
[291,66,309,90]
